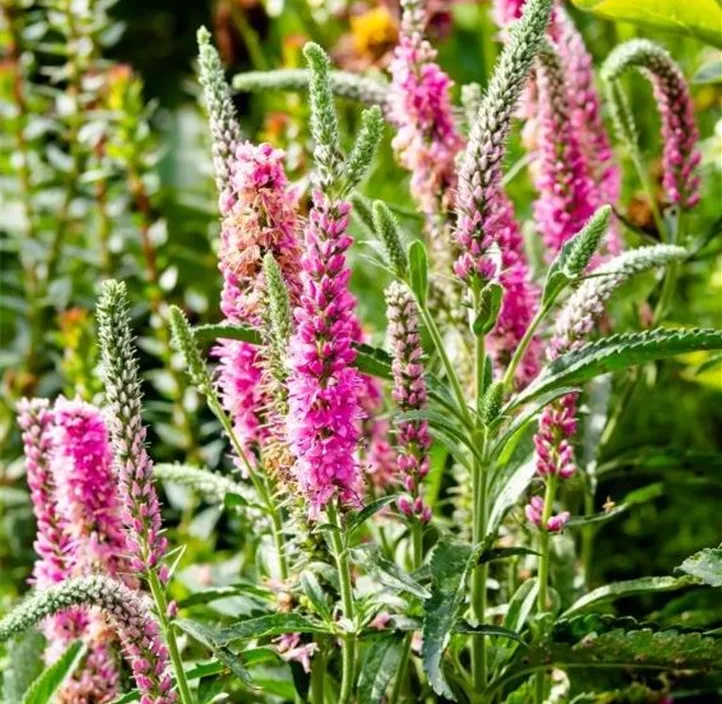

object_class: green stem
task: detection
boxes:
[581,489,595,591]
[534,476,557,704]
[326,501,356,704]
[148,570,194,704]
[654,209,683,321]
[502,300,551,392]
[418,304,472,425]
[411,521,423,571]
[310,642,326,704]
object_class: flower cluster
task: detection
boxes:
[388,0,463,231]
[603,39,701,209]
[386,282,432,523]
[286,192,365,514]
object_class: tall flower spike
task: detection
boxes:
[386,282,432,523]
[454,0,553,283]
[17,399,72,588]
[96,280,167,578]
[388,0,464,233]
[532,41,600,259]
[197,26,242,197]
[51,397,131,581]
[0,576,176,704]
[603,39,701,209]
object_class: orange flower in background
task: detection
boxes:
[333,4,399,71]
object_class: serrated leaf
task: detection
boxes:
[563,576,694,617]
[422,540,474,700]
[350,546,431,600]
[357,634,405,704]
[21,641,86,704]
[572,0,722,48]
[408,240,429,306]
[677,548,722,587]
[216,614,329,645]
[508,329,722,413]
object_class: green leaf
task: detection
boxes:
[422,539,475,700]
[478,547,540,563]
[489,624,722,698]
[677,548,722,587]
[489,457,536,533]
[454,623,526,643]
[472,283,503,336]
[508,329,722,413]
[572,0,722,48]
[408,240,429,307]
[693,57,722,84]
[216,614,329,645]
[563,576,694,617]
[300,571,332,622]
[504,579,539,634]
[21,641,86,704]
[346,495,398,535]
[357,634,405,704]
[354,343,393,380]
[350,546,431,600]
[193,323,262,345]
[566,483,664,528]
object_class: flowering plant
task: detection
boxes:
[2,0,722,703]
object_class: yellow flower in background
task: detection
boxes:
[350,6,398,60]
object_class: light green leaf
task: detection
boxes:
[566,483,664,528]
[677,548,722,587]
[21,641,86,704]
[572,0,722,48]
[422,539,475,700]
[357,634,405,704]
[300,571,332,622]
[563,576,694,617]
[508,329,722,413]
[3,630,45,704]
[350,546,431,600]
[693,57,722,84]
[346,495,398,535]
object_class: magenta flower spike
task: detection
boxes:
[386,282,432,523]
[286,191,365,515]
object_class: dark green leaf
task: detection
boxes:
[357,634,406,704]
[216,614,329,645]
[346,495,398,535]
[422,539,474,700]
[300,571,332,622]
[193,323,262,345]
[472,283,503,336]
[478,547,540,563]
[21,641,86,704]
[508,329,722,413]
[350,546,431,600]
[454,623,526,643]
[566,483,664,528]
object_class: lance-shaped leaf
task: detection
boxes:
[216,613,329,645]
[350,546,431,600]
[21,641,86,704]
[408,240,429,307]
[422,540,475,700]
[507,328,722,413]
[357,634,406,704]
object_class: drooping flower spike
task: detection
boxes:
[96,280,168,579]
[197,26,243,198]
[603,39,701,210]
[0,576,177,704]
[386,282,432,524]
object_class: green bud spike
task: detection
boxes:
[345,106,384,193]
[168,305,214,397]
[479,381,504,426]
[372,201,408,280]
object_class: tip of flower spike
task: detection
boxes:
[197,25,211,47]
[303,42,329,70]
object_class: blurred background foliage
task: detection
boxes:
[1,0,720,692]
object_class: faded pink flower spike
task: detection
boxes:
[386,282,432,524]
[525,496,570,533]
[286,191,365,515]
[603,39,701,210]
[17,398,73,588]
[388,0,463,234]
[216,141,302,456]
